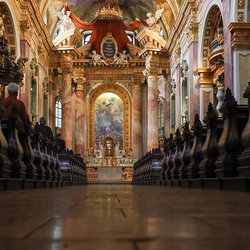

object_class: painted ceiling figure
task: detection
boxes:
[64,3,148,54]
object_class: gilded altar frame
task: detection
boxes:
[87,82,132,153]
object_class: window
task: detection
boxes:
[160,29,163,37]
[55,100,62,133]
[84,34,91,45]
[125,31,135,45]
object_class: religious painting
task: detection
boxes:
[95,93,123,149]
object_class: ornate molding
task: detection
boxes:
[143,68,162,78]
[20,17,34,45]
[74,77,86,91]
[184,20,198,42]
[133,78,142,91]
[196,68,213,88]
[229,23,250,50]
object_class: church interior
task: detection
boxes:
[1,0,250,249]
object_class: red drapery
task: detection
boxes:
[65,5,147,53]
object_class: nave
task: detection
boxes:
[0,185,250,250]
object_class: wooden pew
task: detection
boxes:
[179,122,194,187]
[171,129,184,187]
[199,103,223,189]
[186,114,207,188]
[239,82,250,180]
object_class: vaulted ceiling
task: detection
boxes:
[37,0,181,39]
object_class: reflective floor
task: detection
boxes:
[0,185,250,250]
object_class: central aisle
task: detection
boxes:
[0,185,250,249]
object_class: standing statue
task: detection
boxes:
[56,7,75,35]
[0,14,6,37]
[146,8,164,35]
[89,50,108,66]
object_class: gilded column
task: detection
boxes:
[75,77,86,157]
[61,66,73,150]
[132,78,143,160]
[144,68,162,151]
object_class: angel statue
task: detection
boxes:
[56,7,75,35]
[89,50,108,66]
[146,8,164,35]
[111,50,132,65]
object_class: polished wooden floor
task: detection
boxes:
[0,185,250,250]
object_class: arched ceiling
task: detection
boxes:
[38,0,180,38]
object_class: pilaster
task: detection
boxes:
[132,77,143,160]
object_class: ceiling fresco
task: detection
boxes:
[65,0,156,24]
[67,0,155,10]
[45,0,177,39]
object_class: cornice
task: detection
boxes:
[19,0,54,54]
[228,22,250,50]
[166,0,201,56]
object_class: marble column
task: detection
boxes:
[62,70,72,150]
[189,41,199,124]
[165,79,171,137]
[132,79,143,160]
[75,78,86,157]
[144,69,161,151]
[142,83,148,155]
[176,64,181,128]
[223,0,233,90]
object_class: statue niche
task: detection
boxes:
[103,136,116,157]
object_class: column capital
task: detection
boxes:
[74,77,86,91]
[143,68,162,80]
[133,77,144,91]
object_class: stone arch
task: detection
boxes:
[0,0,20,57]
[87,82,132,152]
[198,0,223,68]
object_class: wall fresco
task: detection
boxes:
[95,93,123,149]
